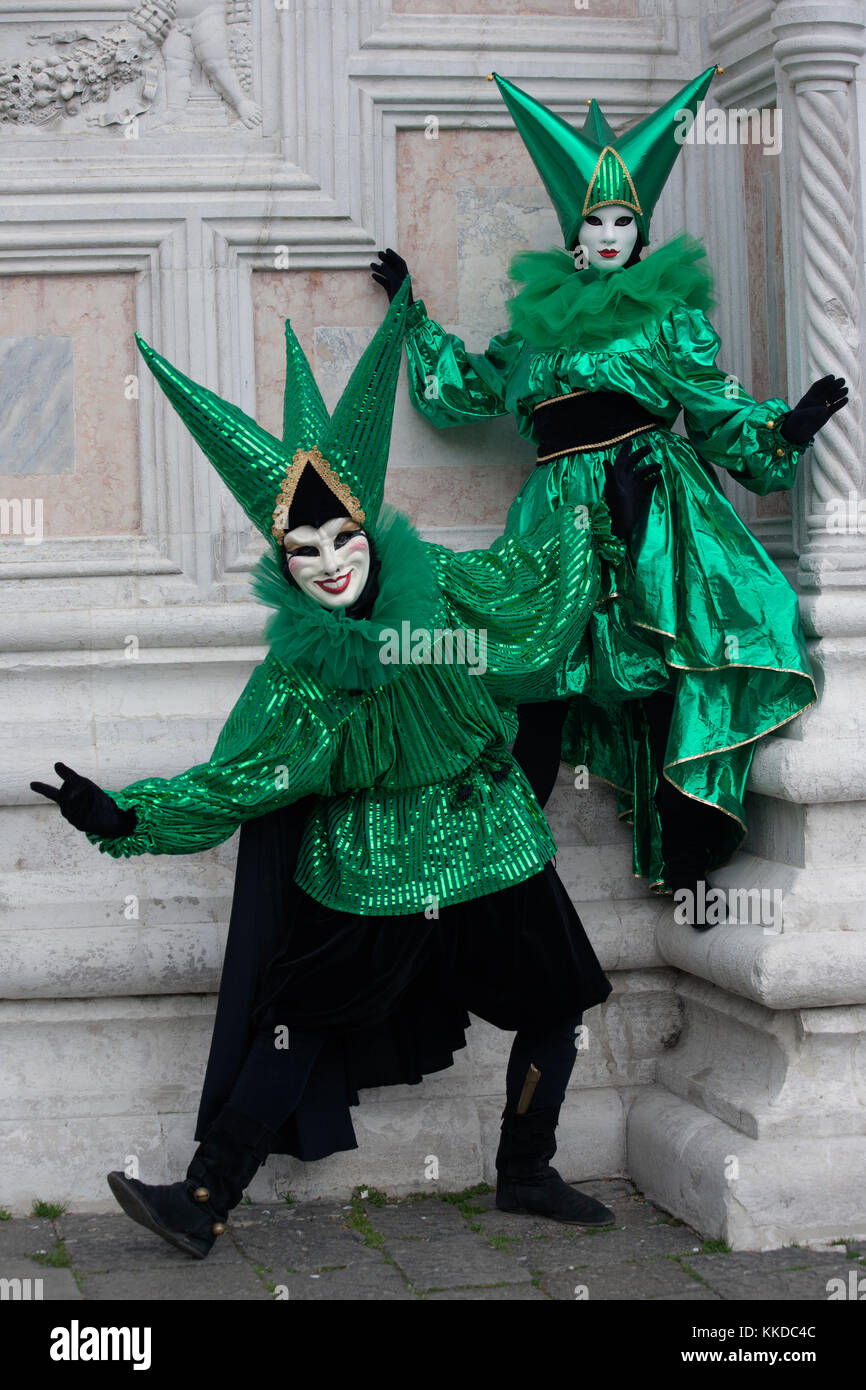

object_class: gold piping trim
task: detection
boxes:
[632,620,678,640]
[666,661,818,679]
[582,147,643,218]
[661,693,818,770]
[534,389,590,410]
[271,446,365,541]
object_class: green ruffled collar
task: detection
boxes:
[505,231,717,351]
[250,505,442,691]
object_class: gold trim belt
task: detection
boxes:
[533,389,664,464]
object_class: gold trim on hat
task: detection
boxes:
[582,146,643,218]
[271,446,365,540]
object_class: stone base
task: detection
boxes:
[628,1086,866,1251]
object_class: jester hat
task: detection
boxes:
[134,277,413,553]
[492,65,717,248]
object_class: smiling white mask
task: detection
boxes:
[576,204,639,269]
[283,515,371,610]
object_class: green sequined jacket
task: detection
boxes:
[87,505,622,915]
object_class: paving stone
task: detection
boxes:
[0,1262,83,1300]
[536,1258,714,1301]
[0,1219,58,1258]
[229,1216,379,1273]
[363,1199,469,1239]
[520,1223,704,1267]
[55,1213,246,1272]
[684,1252,862,1302]
[268,1264,415,1300]
[383,1232,532,1292]
[237,1199,350,1229]
[424,1284,552,1300]
[79,1263,271,1301]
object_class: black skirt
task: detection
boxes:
[195,803,611,1162]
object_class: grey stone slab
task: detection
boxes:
[268,1264,415,1301]
[522,1223,704,1268]
[0,1263,82,1300]
[0,1218,58,1258]
[80,1263,271,1301]
[684,1252,861,1302]
[236,1230,383,1275]
[537,1259,713,1301]
[55,1212,246,1272]
[0,336,74,476]
[239,1199,350,1228]
[425,1284,552,1300]
[383,1233,532,1293]
[363,1199,469,1239]
[229,1208,380,1272]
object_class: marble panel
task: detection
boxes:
[0,273,139,539]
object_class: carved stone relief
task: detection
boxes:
[0,0,259,133]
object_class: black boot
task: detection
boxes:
[107,1104,276,1260]
[495,1104,615,1226]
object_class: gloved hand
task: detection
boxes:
[779,374,848,446]
[602,439,662,544]
[370,247,414,305]
[30,762,137,838]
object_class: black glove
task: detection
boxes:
[30,762,137,838]
[602,439,662,544]
[779,374,848,446]
[370,247,414,305]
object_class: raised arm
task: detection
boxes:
[370,246,524,427]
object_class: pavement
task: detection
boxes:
[2,1178,864,1301]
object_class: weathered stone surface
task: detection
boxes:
[383,1233,533,1293]
[536,1260,715,1302]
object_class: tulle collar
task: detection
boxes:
[505,231,717,351]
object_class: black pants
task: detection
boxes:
[511,700,569,810]
[512,694,729,873]
[225,1011,585,1136]
[643,691,731,877]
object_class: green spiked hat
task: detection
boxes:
[492,65,718,248]
[135,277,412,551]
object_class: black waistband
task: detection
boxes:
[533,390,662,463]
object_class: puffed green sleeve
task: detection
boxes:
[426,499,625,704]
[404,298,525,426]
[85,656,332,858]
[653,303,813,495]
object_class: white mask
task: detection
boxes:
[283,515,371,610]
[576,205,639,269]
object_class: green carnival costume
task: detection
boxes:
[82,285,623,913]
[402,68,818,888]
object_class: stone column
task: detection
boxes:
[628,1,866,1248]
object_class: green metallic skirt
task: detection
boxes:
[505,426,817,888]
